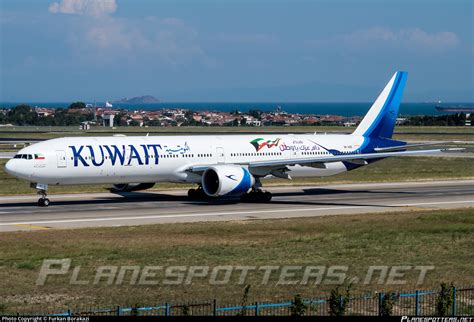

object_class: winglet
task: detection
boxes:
[353,71,408,139]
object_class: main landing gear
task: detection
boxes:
[240,178,272,203]
[188,186,207,200]
[32,183,50,207]
[240,188,272,203]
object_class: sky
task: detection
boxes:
[0,0,473,102]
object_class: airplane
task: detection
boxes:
[4,71,463,207]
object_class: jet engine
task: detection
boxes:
[111,183,155,192]
[202,165,255,197]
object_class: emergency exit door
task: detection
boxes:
[216,147,225,163]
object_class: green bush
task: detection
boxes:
[436,283,454,316]
[380,292,398,316]
[329,285,351,316]
[290,294,307,316]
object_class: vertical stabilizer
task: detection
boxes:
[352,71,408,139]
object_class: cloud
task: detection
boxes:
[216,33,278,46]
[66,16,210,67]
[338,27,460,52]
[84,18,144,51]
[47,2,210,67]
[49,0,117,17]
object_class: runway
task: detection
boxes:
[0,180,473,232]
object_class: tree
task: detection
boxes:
[328,285,351,316]
[380,292,398,316]
[8,104,38,125]
[436,283,454,316]
[184,109,194,120]
[68,101,86,110]
[290,294,307,316]
[249,109,262,119]
[181,304,190,316]
[129,119,141,127]
[236,284,251,316]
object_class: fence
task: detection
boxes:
[4,286,473,316]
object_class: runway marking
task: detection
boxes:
[14,224,50,230]
[4,205,360,226]
[1,199,473,227]
[399,200,474,207]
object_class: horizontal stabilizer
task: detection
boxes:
[373,141,463,152]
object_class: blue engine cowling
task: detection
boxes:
[202,165,255,197]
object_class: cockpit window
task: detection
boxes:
[13,154,34,160]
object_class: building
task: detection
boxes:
[102,114,115,127]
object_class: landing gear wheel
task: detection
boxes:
[38,198,50,207]
[264,191,272,202]
[34,184,50,207]
[188,187,207,200]
[188,188,197,198]
[37,198,50,207]
[240,190,272,203]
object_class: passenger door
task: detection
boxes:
[56,150,67,168]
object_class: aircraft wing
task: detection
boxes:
[189,147,465,174]
[246,148,464,169]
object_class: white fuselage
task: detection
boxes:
[6,134,366,186]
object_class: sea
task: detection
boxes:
[1,102,472,116]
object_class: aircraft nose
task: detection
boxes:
[5,159,18,176]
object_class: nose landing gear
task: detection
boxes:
[38,192,50,207]
[32,183,50,207]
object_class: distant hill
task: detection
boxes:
[114,95,160,104]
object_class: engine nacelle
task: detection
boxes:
[202,165,255,197]
[112,183,155,192]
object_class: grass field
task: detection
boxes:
[1,156,473,195]
[1,208,473,313]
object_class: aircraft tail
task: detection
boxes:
[352,71,408,139]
